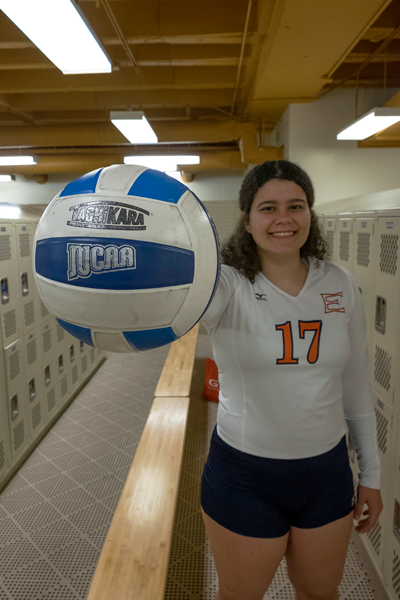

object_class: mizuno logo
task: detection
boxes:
[255,293,267,301]
[67,200,149,230]
[67,243,136,281]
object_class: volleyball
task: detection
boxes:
[32,164,221,353]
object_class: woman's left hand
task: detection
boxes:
[354,485,384,534]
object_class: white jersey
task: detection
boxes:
[200,256,381,490]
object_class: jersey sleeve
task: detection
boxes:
[341,270,381,489]
[199,264,242,331]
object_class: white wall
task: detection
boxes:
[277,87,400,206]
[0,169,245,211]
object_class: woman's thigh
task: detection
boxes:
[201,507,289,600]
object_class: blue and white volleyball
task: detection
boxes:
[32,164,221,353]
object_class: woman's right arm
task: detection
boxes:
[199,264,240,330]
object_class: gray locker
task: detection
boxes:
[0,222,22,347]
[15,222,37,336]
[352,213,377,379]
[0,346,11,481]
[3,339,30,464]
[371,210,400,408]
[336,214,354,275]
[54,320,72,407]
[40,320,60,421]
[23,328,46,441]
[323,214,337,263]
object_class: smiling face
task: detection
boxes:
[244,178,311,261]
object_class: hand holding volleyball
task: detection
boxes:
[32,165,221,353]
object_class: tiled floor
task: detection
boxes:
[0,335,389,600]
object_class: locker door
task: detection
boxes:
[0,347,11,482]
[0,223,22,347]
[23,328,46,441]
[3,340,30,464]
[16,223,37,336]
[40,320,60,421]
[54,320,72,407]
[336,215,354,275]
[371,213,400,407]
[353,214,377,383]
[323,215,337,263]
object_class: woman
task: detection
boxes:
[199,160,383,600]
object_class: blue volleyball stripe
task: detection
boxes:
[56,318,94,347]
[123,327,179,351]
[60,168,103,197]
[128,169,187,204]
[35,237,194,289]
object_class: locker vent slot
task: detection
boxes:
[325,230,334,260]
[82,355,87,374]
[374,345,391,391]
[0,441,4,470]
[19,233,30,257]
[90,348,95,363]
[13,420,25,452]
[380,233,398,275]
[0,235,11,261]
[72,365,78,384]
[339,231,350,262]
[31,402,41,431]
[375,407,388,455]
[43,329,51,353]
[357,232,370,267]
[4,309,17,339]
[47,388,56,413]
[56,323,64,342]
[9,352,20,380]
[40,300,49,318]
[26,339,37,366]
[24,301,35,327]
[60,374,68,397]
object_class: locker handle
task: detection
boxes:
[394,499,400,544]
[80,341,84,353]
[44,365,51,386]
[29,378,36,402]
[11,394,19,421]
[375,296,386,335]
[21,272,29,296]
[58,354,64,373]
[70,345,75,362]
[1,277,9,304]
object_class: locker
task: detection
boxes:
[66,333,81,394]
[323,214,337,263]
[15,223,37,336]
[348,388,392,585]
[383,414,400,599]
[336,213,354,275]
[0,222,22,347]
[352,213,377,387]
[0,345,11,480]
[40,320,60,421]
[23,328,46,441]
[54,320,72,408]
[2,340,30,464]
[370,211,400,408]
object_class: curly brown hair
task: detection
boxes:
[221,160,330,283]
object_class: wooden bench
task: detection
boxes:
[87,324,199,600]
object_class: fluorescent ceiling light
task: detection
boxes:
[0,204,21,219]
[124,155,200,172]
[0,175,12,182]
[111,111,158,144]
[337,107,400,140]
[0,156,36,165]
[0,0,111,74]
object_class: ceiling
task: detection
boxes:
[0,0,400,180]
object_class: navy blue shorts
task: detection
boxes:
[201,425,357,538]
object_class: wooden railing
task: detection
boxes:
[87,324,199,600]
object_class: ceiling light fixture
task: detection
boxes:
[0,156,36,166]
[111,111,158,144]
[337,107,400,140]
[0,175,12,182]
[0,203,21,219]
[0,0,112,74]
[124,156,200,172]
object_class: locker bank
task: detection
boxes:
[1,0,400,599]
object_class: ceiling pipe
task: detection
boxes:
[230,0,253,117]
